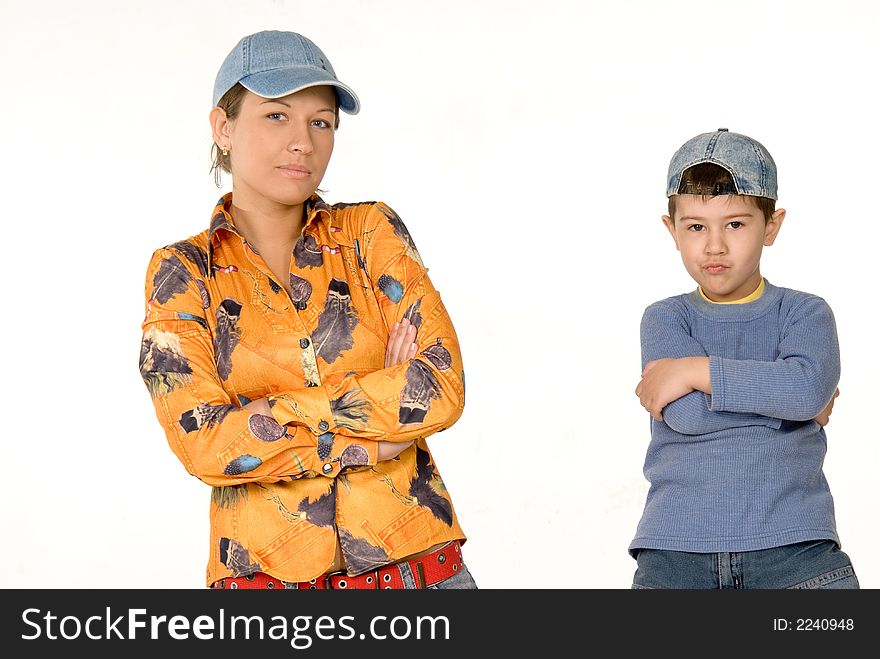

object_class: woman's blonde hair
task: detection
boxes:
[210,83,249,187]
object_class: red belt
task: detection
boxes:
[211,540,463,590]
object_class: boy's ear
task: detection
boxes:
[763,208,786,246]
[662,215,680,251]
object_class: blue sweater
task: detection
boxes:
[630,280,841,554]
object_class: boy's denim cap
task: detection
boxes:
[666,128,778,200]
[212,30,360,114]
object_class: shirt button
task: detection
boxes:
[322,463,333,474]
[300,338,310,349]
[318,420,329,431]
[295,301,307,311]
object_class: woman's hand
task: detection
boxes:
[378,441,413,461]
[385,318,418,367]
[242,397,273,416]
[378,318,418,460]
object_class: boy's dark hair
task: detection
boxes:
[668,163,776,222]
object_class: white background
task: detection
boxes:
[2,0,878,589]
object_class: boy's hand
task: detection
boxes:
[636,357,710,421]
[385,318,418,368]
[379,318,418,460]
[815,388,840,427]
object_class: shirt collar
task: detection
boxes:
[698,277,766,304]
[207,192,337,271]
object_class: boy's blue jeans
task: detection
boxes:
[632,540,859,589]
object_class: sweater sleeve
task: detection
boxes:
[708,296,840,420]
[641,300,782,434]
[140,247,378,486]
[267,203,465,443]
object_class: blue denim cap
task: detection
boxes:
[212,30,360,114]
[666,128,777,200]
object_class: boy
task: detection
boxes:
[629,128,859,589]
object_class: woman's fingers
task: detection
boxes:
[385,319,418,367]
[384,322,400,367]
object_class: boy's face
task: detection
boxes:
[663,195,785,302]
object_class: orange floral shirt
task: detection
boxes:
[140,193,466,585]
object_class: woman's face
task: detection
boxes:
[217,86,337,208]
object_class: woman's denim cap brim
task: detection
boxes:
[238,69,360,115]
[666,129,778,200]
[212,30,360,114]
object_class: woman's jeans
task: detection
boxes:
[632,540,859,589]
[429,564,478,589]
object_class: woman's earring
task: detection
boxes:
[222,146,229,157]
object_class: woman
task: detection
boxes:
[139,30,475,589]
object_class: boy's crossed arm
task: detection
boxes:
[637,357,839,428]
[636,299,840,433]
[636,355,709,421]
[635,301,784,434]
